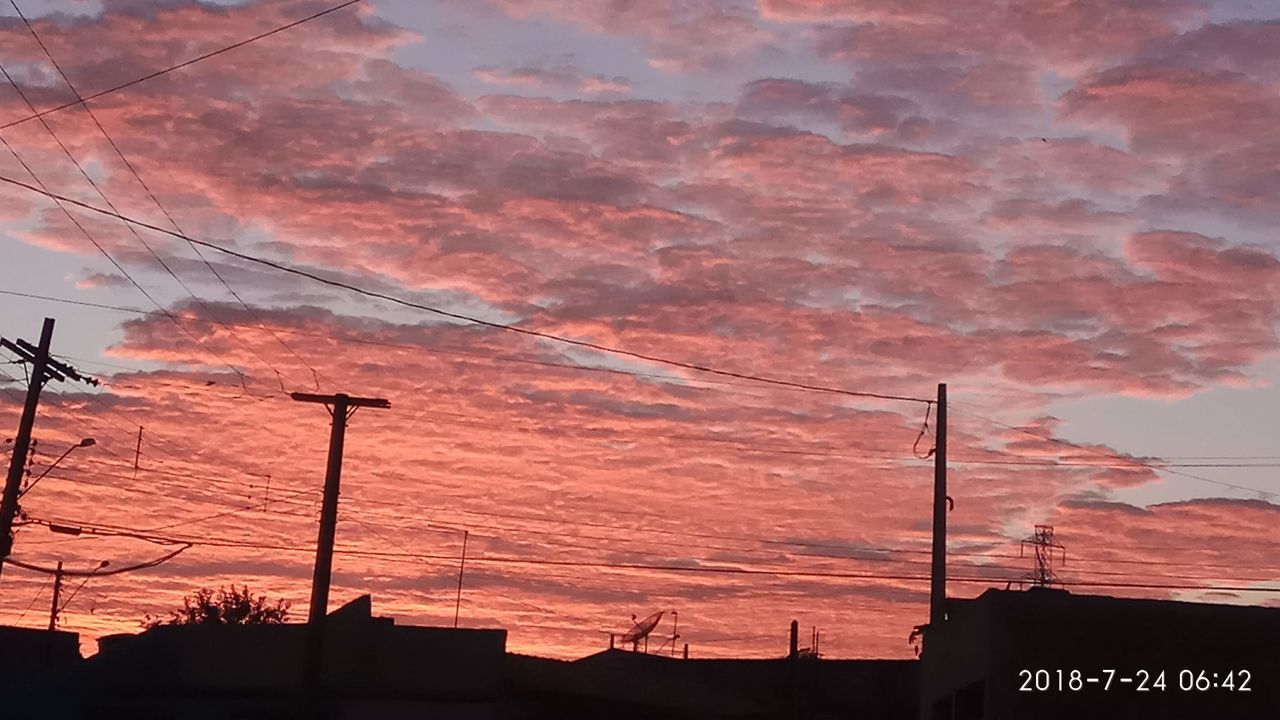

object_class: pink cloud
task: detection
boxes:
[784,0,1199,66]
[476,0,775,72]
[2,0,1279,662]
[737,78,919,136]
[474,64,632,95]
[1061,64,1278,154]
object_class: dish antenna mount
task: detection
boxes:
[619,610,664,652]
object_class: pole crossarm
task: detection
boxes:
[0,337,98,387]
[290,392,389,409]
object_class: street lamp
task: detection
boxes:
[21,437,95,497]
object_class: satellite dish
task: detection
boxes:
[620,611,664,651]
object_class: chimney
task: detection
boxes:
[788,620,799,660]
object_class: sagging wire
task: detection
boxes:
[912,401,935,459]
[3,542,192,577]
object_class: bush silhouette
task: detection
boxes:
[144,585,290,627]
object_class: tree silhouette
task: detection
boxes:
[143,585,290,627]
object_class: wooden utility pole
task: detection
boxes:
[0,318,96,587]
[132,426,143,481]
[454,530,468,628]
[47,561,63,631]
[291,391,388,714]
[929,383,948,628]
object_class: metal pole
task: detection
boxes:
[671,611,678,657]
[453,530,468,628]
[0,318,54,585]
[929,383,948,627]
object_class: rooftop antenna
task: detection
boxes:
[796,625,822,659]
[620,610,664,653]
[654,610,681,656]
[1020,525,1065,588]
[671,611,678,657]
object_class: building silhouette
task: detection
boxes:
[1,589,1277,719]
[920,587,1280,719]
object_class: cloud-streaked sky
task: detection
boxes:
[1,0,1278,659]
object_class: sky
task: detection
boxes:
[0,0,1278,660]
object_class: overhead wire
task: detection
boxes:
[0,56,290,392]
[15,406,1277,584]
[0,0,366,131]
[0,0,1272,631]
[3,369,1257,575]
[3,544,192,577]
[21,516,1280,595]
[0,126,251,385]
[11,343,1280,479]
[1,289,905,403]
[25,438,1274,581]
[949,403,1276,498]
[0,359,287,501]
[12,573,51,623]
[33,459,1280,581]
[3,363,1277,575]
[0,368,280,494]
[32,458,1279,581]
[6,337,1275,592]
[9,0,323,390]
[0,177,932,405]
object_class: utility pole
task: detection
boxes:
[0,318,97,587]
[47,561,63,631]
[291,391,389,716]
[453,530,468,628]
[132,426,143,481]
[929,383,948,628]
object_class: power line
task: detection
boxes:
[7,353,1272,579]
[0,362,288,497]
[6,372,1276,579]
[19,352,1280,472]
[34,464,312,519]
[0,290,889,401]
[23,516,1280,595]
[0,135,249,383]
[0,367,282,494]
[338,492,1280,573]
[0,57,289,391]
[32,457,1278,580]
[949,404,1276,498]
[0,0,365,131]
[14,342,1280,480]
[7,381,1265,575]
[26,446,1273,580]
[16,408,1276,583]
[338,502,1280,583]
[9,0,323,390]
[12,573,50,622]
[0,176,931,405]
[0,387,303,509]
[3,544,192,579]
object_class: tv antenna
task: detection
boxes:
[1019,525,1065,588]
[798,625,822,659]
[653,610,681,657]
